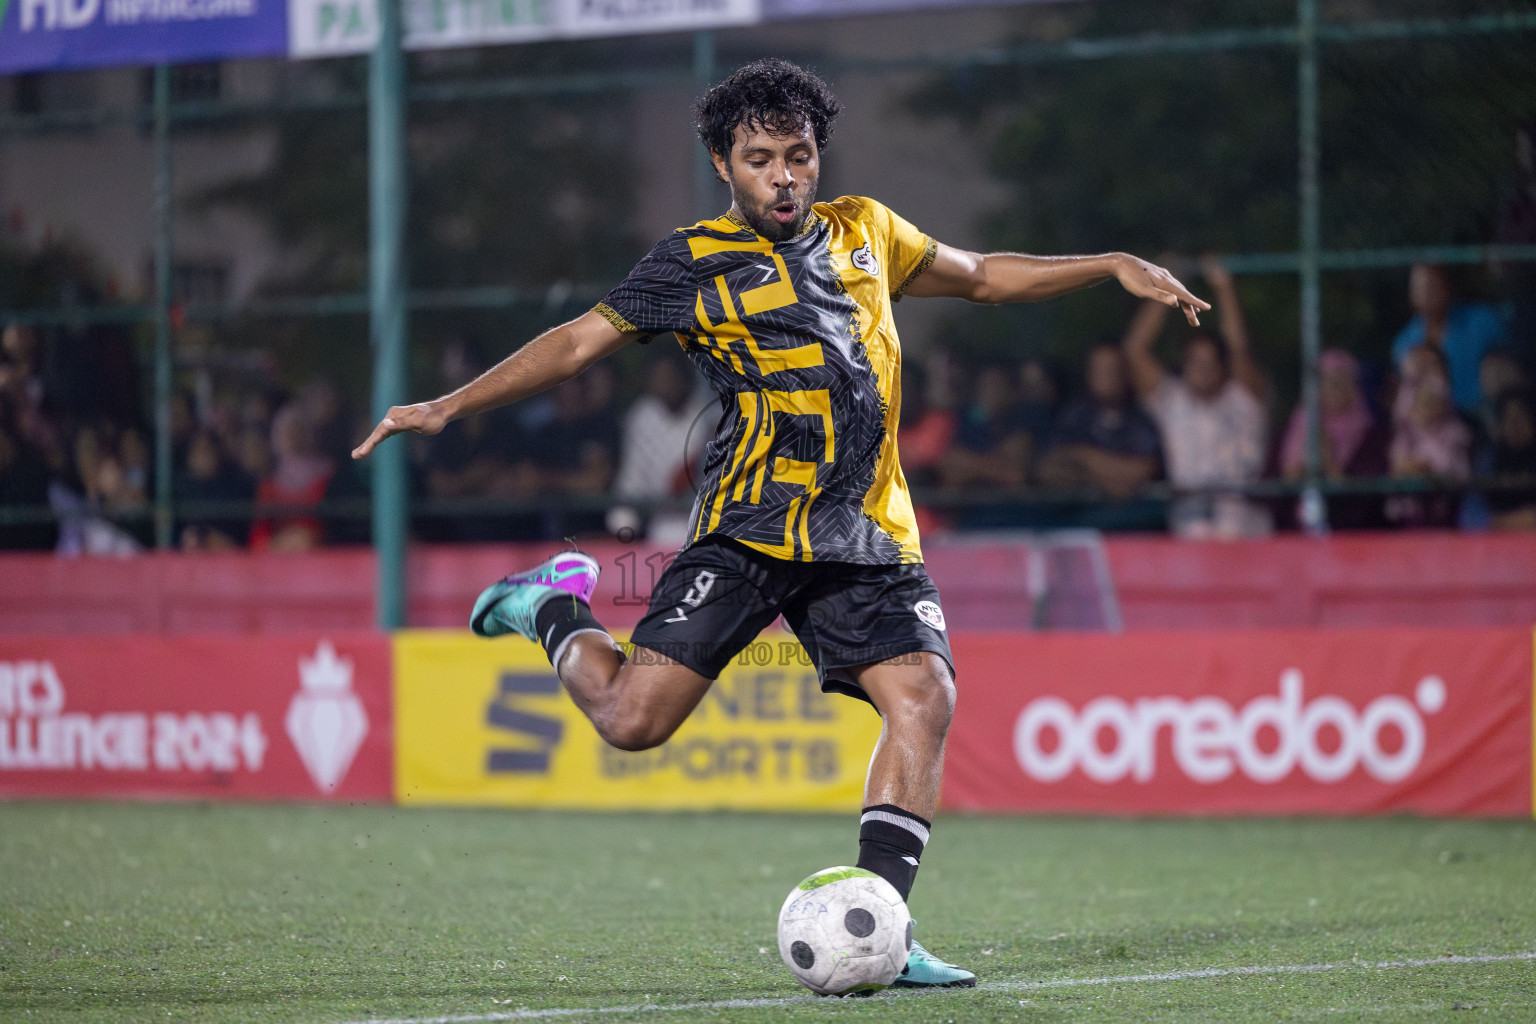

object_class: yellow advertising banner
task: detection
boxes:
[393,630,884,811]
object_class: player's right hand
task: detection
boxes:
[352,402,449,460]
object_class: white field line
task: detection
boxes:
[989,950,1536,993]
[335,951,1536,1024]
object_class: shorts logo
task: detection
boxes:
[913,601,945,631]
[851,242,879,276]
[665,570,717,624]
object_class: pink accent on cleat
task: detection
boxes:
[506,552,600,605]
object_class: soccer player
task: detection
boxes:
[353,58,1209,989]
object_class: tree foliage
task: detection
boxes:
[201,49,641,296]
[907,0,1536,398]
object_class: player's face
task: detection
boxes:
[713,121,820,243]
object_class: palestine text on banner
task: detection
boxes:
[288,0,757,59]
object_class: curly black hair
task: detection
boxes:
[694,58,843,161]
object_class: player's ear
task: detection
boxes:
[709,149,731,184]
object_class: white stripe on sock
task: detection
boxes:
[549,628,613,675]
[861,809,930,847]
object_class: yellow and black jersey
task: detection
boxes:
[595,195,935,565]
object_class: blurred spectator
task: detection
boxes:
[233,423,274,483]
[299,376,352,463]
[240,388,277,441]
[897,360,955,490]
[939,362,1035,490]
[73,424,148,509]
[1125,259,1270,538]
[50,422,147,556]
[1485,386,1536,530]
[0,414,56,550]
[895,359,955,538]
[118,428,150,499]
[208,387,244,459]
[296,378,367,543]
[414,341,530,542]
[1280,351,1382,480]
[222,386,279,487]
[1386,345,1472,528]
[1278,349,1390,530]
[175,428,256,550]
[0,324,61,465]
[250,404,334,552]
[525,363,620,538]
[608,349,707,546]
[1475,348,1530,437]
[1015,357,1059,447]
[0,325,40,402]
[419,342,516,499]
[1391,263,1504,414]
[1037,342,1162,500]
[166,390,196,467]
[1494,120,1536,354]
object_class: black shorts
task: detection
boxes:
[629,537,954,705]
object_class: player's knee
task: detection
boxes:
[886,660,956,740]
[599,710,678,752]
[923,668,957,736]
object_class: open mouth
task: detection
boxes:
[770,201,797,224]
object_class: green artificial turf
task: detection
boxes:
[1,803,1533,1022]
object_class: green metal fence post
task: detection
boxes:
[370,0,409,629]
[692,29,717,221]
[152,64,174,550]
[1297,0,1326,534]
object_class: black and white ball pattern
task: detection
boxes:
[776,867,911,996]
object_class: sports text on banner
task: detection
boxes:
[393,628,881,810]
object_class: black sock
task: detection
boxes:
[855,804,930,903]
[532,596,612,671]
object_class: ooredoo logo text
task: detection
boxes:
[1013,670,1446,786]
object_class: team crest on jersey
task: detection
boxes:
[851,242,879,276]
[913,600,946,631]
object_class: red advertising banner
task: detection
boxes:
[0,633,392,801]
[944,628,1533,816]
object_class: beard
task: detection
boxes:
[727,176,819,243]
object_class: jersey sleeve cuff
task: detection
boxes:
[892,236,938,301]
[593,302,639,334]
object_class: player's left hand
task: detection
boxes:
[1115,254,1211,326]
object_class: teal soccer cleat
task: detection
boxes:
[891,933,977,989]
[469,551,601,641]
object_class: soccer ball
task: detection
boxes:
[777,866,911,996]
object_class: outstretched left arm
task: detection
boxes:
[904,243,1210,326]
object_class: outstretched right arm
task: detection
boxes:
[351,310,634,460]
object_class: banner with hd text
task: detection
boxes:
[943,627,1533,816]
[0,0,1059,72]
[0,634,393,801]
[0,0,287,73]
[393,629,882,810]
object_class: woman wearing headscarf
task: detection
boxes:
[1279,349,1389,529]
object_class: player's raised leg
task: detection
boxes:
[853,653,976,989]
[470,551,712,751]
